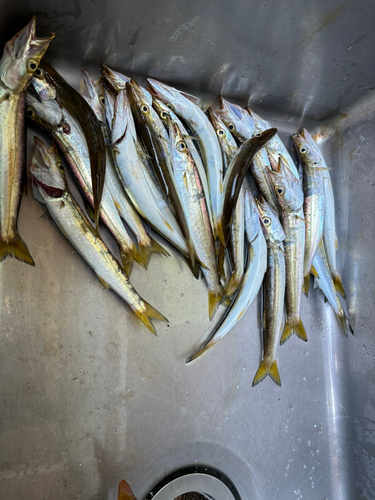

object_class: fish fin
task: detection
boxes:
[224,275,242,300]
[280,318,308,344]
[335,236,339,250]
[151,238,170,257]
[118,247,134,277]
[216,220,226,247]
[310,265,319,279]
[136,148,152,160]
[294,318,308,342]
[208,289,223,321]
[183,134,199,141]
[180,91,200,105]
[84,198,95,223]
[252,359,281,387]
[137,238,169,269]
[0,234,35,266]
[337,311,354,337]
[332,272,346,299]
[280,322,293,345]
[134,301,169,336]
[295,214,305,221]
[184,257,201,279]
[118,478,138,500]
[216,240,227,283]
[302,274,310,296]
[98,276,110,290]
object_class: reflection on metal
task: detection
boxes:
[145,466,240,500]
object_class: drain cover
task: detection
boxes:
[145,465,240,500]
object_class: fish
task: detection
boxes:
[147,78,224,244]
[26,81,141,277]
[292,132,325,287]
[253,196,286,387]
[30,137,168,335]
[126,79,196,266]
[186,190,267,362]
[312,244,353,336]
[80,69,168,267]
[216,96,256,143]
[221,128,278,246]
[268,157,307,345]
[248,107,300,180]
[102,65,130,92]
[169,119,224,320]
[0,16,54,265]
[251,147,279,212]
[39,59,106,231]
[109,89,190,258]
[207,108,244,297]
[301,129,346,298]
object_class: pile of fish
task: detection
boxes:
[0,18,353,387]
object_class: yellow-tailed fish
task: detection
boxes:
[253,196,286,387]
[169,119,224,320]
[292,132,325,287]
[187,190,267,362]
[26,78,141,277]
[31,137,168,335]
[39,59,105,231]
[268,157,307,345]
[80,69,168,267]
[301,128,346,298]
[147,78,224,244]
[0,16,54,265]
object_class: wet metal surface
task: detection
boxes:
[0,1,375,499]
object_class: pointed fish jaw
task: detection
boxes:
[268,163,304,212]
[30,137,65,193]
[147,78,191,116]
[102,65,130,92]
[219,97,256,136]
[0,16,55,93]
[80,68,105,123]
[112,89,137,145]
[247,107,271,133]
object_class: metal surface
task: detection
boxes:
[0,1,374,500]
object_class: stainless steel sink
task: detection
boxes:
[1,1,374,499]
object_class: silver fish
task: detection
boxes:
[186,191,267,362]
[216,97,255,143]
[292,132,325,285]
[0,17,54,265]
[253,196,286,387]
[31,137,168,335]
[268,157,307,345]
[147,78,224,244]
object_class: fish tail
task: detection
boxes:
[184,257,201,279]
[280,318,308,345]
[302,274,310,296]
[332,272,346,299]
[0,234,35,266]
[118,245,134,278]
[136,239,169,270]
[337,311,354,337]
[151,237,170,257]
[216,219,226,246]
[216,240,227,283]
[208,289,223,321]
[118,478,137,500]
[252,358,281,387]
[134,301,169,336]
[224,276,242,300]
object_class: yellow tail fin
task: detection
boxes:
[252,359,281,387]
[118,246,133,278]
[337,311,354,337]
[136,239,169,270]
[0,234,35,266]
[280,319,308,345]
[118,479,137,500]
[134,301,169,336]
[332,272,346,299]
[302,274,310,296]
[216,219,226,247]
[216,240,227,283]
[208,289,223,321]
[225,274,243,300]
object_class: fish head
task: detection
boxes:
[152,96,178,125]
[0,16,55,93]
[168,117,193,169]
[126,79,161,135]
[80,68,106,123]
[268,155,304,212]
[111,89,136,145]
[102,65,130,92]
[244,190,262,243]
[26,91,63,130]
[207,107,237,149]
[147,78,197,118]
[256,195,285,246]
[292,132,321,171]
[247,107,272,134]
[301,128,325,162]
[216,97,255,141]
[31,137,66,204]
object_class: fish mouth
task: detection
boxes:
[32,176,64,198]
[5,15,55,61]
[30,137,65,196]
[147,78,174,102]
[102,65,130,92]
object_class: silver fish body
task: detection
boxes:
[251,147,278,212]
[216,97,255,143]
[31,138,168,335]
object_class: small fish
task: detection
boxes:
[187,191,267,362]
[169,119,224,320]
[31,137,168,335]
[221,128,278,246]
[216,96,256,143]
[80,69,168,267]
[102,65,130,92]
[301,129,345,298]
[312,244,353,336]
[39,59,106,231]
[248,107,300,180]
[147,78,224,244]
[0,17,54,265]
[293,132,325,285]
[253,196,286,387]
[251,147,279,212]
[268,157,307,345]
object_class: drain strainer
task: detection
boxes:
[145,465,240,500]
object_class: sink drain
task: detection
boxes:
[145,465,240,500]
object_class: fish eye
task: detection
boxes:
[176,141,186,152]
[166,103,174,110]
[276,187,284,195]
[228,123,235,131]
[35,68,43,77]
[254,132,262,137]
[26,107,35,118]
[300,146,308,154]
[217,129,225,137]
[141,104,149,113]
[100,96,105,105]
[161,111,168,119]
[57,163,64,172]
[27,59,39,73]
[263,217,271,226]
